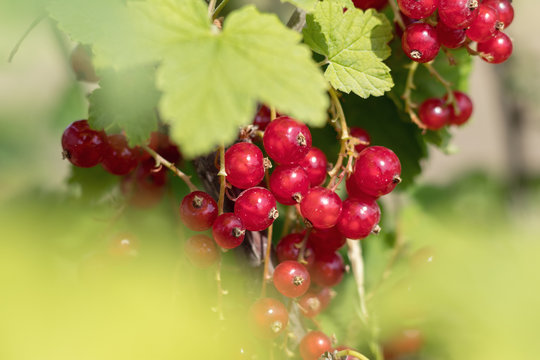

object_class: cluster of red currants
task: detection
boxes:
[180,106,401,360]
[399,0,514,64]
[418,90,474,130]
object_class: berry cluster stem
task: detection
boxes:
[336,349,371,360]
[402,62,427,131]
[212,0,230,19]
[142,145,198,192]
[389,0,406,31]
[217,144,227,215]
[424,63,457,110]
[261,223,274,297]
[328,88,353,185]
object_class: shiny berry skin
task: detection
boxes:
[438,0,479,29]
[352,146,402,198]
[234,187,278,231]
[212,213,246,249]
[263,116,312,165]
[225,142,265,189]
[311,252,345,287]
[337,198,381,239]
[184,234,219,268]
[101,134,138,175]
[273,260,311,298]
[270,165,310,205]
[299,147,328,187]
[418,98,451,130]
[401,23,441,63]
[309,226,346,254]
[484,0,514,28]
[445,91,473,126]
[253,105,276,131]
[298,292,322,318]
[351,0,388,10]
[477,32,513,64]
[349,127,371,154]
[466,4,499,42]
[397,0,438,20]
[179,191,218,231]
[346,177,379,202]
[299,331,333,360]
[300,187,342,229]
[61,120,106,168]
[436,22,467,49]
[276,233,315,268]
[249,298,289,338]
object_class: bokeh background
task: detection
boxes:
[1,1,539,359]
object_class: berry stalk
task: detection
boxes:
[142,145,198,192]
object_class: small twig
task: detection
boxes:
[327,88,354,184]
[423,62,457,108]
[207,0,217,18]
[217,144,227,215]
[261,223,274,297]
[402,62,427,131]
[441,47,457,66]
[389,0,405,31]
[297,228,312,265]
[142,145,198,192]
[270,106,277,121]
[212,0,230,19]
[336,349,371,360]
[8,14,46,63]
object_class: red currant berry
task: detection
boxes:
[101,134,138,176]
[249,297,289,338]
[147,132,182,164]
[234,187,278,231]
[212,213,246,249]
[351,0,388,10]
[383,329,424,360]
[179,191,218,231]
[352,146,402,198]
[309,226,346,254]
[397,0,437,20]
[466,4,499,43]
[276,233,315,269]
[61,120,106,168]
[273,260,311,298]
[436,22,467,49]
[445,91,473,126]
[401,23,441,63]
[107,233,138,258]
[184,234,219,268]
[300,187,342,229]
[316,287,335,312]
[477,31,513,64]
[225,142,265,189]
[484,0,513,28]
[337,198,381,239]
[418,98,451,130]
[270,165,310,205]
[299,147,328,187]
[311,252,346,287]
[346,177,379,202]
[299,331,333,360]
[253,105,278,131]
[298,292,322,318]
[349,127,371,154]
[263,116,312,165]
[438,0,480,29]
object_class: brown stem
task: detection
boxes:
[217,144,226,215]
[424,62,457,109]
[142,145,198,192]
[402,62,427,131]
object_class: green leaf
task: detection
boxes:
[88,66,160,147]
[303,0,394,98]
[280,0,319,12]
[131,0,329,157]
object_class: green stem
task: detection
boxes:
[336,349,371,360]
[143,145,198,192]
[213,0,230,19]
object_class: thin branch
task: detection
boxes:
[212,0,230,19]
[217,144,226,215]
[8,14,46,63]
[336,349,371,360]
[261,223,274,297]
[389,0,405,31]
[207,0,217,18]
[402,61,427,131]
[423,62,457,108]
[142,145,198,192]
[328,88,354,184]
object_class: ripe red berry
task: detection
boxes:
[299,147,328,187]
[273,260,311,298]
[418,98,451,130]
[311,252,345,287]
[184,234,219,268]
[438,0,480,29]
[346,177,379,202]
[263,116,312,165]
[351,0,388,10]
[300,187,342,230]
[212,213,246,249]
[308,226,346,254]
[298,292,323,318]
[445,91,473,126]
[234,187,278,231]
[401,23,441,63]
[179,191,218,231]
[101,134,138,176]
[61,120,106,168]
[270,165,310,205]
[484,0,514,28]
[477,32,513,64]
[436,22,467,49]
[466,4,499,43]
[276,233,315,268]
[299,331,333,360]
[225,142,265,189]
[349,127,371,154]
[352,146,401,198]
[397,0,437,20]
[249,298,289,338]
[337,198,381,239]
[252,105,276,131]
[383,329,424,360]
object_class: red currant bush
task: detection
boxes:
[101,134,138,176]
[212,213,246,249]
[61,120,106,168]
[401,23,441,63]
[299,147,328,187]
[276,233,315,269]
[299,331,333,360]
[352,146,402,198]
[184,234,219,268]
[225,142,265,189]
[179,191,218,231]
[419,98,451,130]
[311,252,345,287]
[300,187,342,229]
[249,297,288,338]
[234,187,278,231]
[337,198,381,239]
[263,116,312,165]
[273,260,311,298]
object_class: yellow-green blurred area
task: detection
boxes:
[2,1,540,360]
